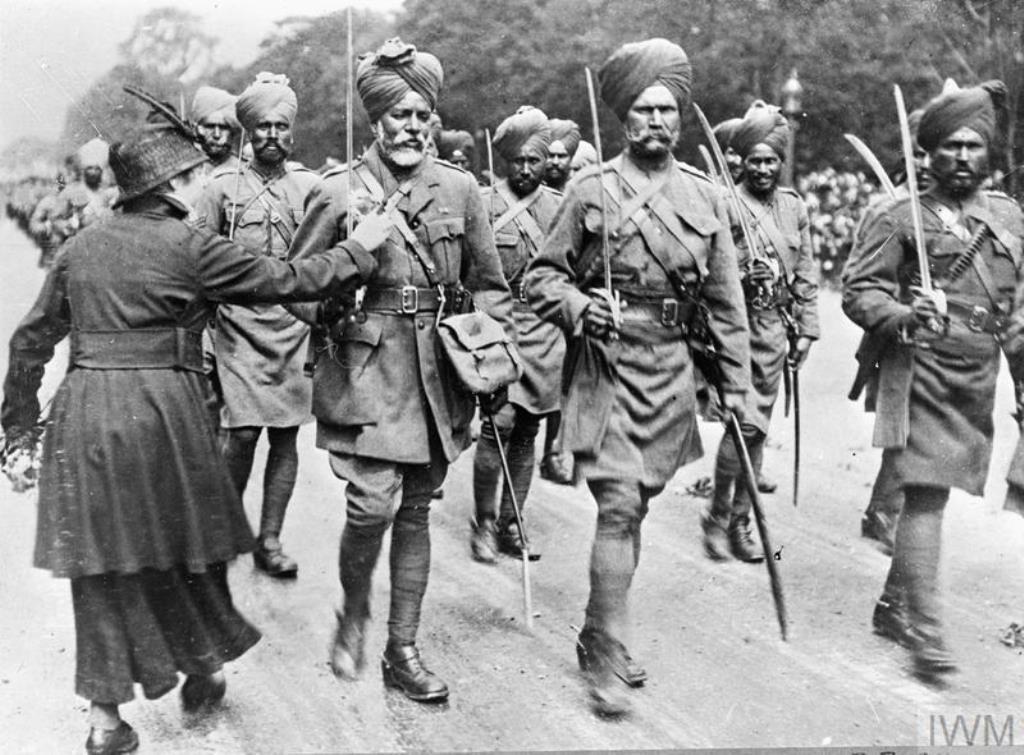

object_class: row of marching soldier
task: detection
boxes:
[1,31,1023,754]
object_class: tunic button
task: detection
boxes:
[417,320,426,329]
[410,220,420,229]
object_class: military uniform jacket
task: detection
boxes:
[726,183,818,433]
[195,162,321,427]
[288,143,515,465]
[842,189,1024,495]
[482,178,564,414]
[526,152,750,488]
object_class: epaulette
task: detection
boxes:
[676,160,713,183]
[321,161,355,180]
[777,185,801,198]
[985,188,1020,205]
[540,184,564,199]
[434,157,468,175]
[285,160,313,173]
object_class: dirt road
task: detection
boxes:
[2,217,1022,753]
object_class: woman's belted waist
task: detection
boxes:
[70,328,204,372]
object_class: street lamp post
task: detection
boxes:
[781,68,803,187]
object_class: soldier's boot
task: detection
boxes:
[254,427,300,578]
[329,609,369,680]
[576,625,647,687]
[909,628,958,682]
[381,643,449,703]
[728,515,764,563]
[470,517,498,564]
[497,520,541,561]
[871,593,913,648]
[576,627,632,717]
[700,506,732,561]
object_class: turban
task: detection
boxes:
[917,80,1006,151]
[547,119,581,156]
[356,38,444,122]
[236,72,297,131]
[191,86,240,130]
[712,117,743,151]
[438,129,474,161]
[492,106,552,162]
[571,140,598,171]
[731,100,790,159]
[598,38,692,122]
[77,138,109,169]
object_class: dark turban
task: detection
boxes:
[917,80,1006,151]
[236,73,297,131]
[492,106,552,162]
[438,129,474,160]
[356,38,444,122]
[547,119,582,156]
[731,100,790,159]
[598,38,692,122]
[712,117,742,151]
[192,86,240,130]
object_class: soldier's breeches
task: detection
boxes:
[261,426,299,540]
[329,453,444,645]
[472,404,541,526]
[882,485,948,636]
[710,424,765,522]
[584,479,654,644]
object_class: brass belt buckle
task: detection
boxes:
[660,299,679,327]
[967,305,988,333]
[400,285,419,314]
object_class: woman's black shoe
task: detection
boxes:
[180,673,227,712]
[85,722,139,755]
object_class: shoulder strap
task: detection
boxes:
[493,183,544,250]
[737,190,790,263]
[355,164,440,286]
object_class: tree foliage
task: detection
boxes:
[58,0,1023,195]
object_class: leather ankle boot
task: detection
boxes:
[728,516,764,563]
[700,507,732,561]
[576,626,647,687]
[910,628,957,682]
[470,518,498,564]
[575,627,632,717]
[381,644,449,702]
[330,610,368,680]
[872,594,913,648]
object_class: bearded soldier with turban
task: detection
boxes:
[701,101,819,563]
[843,80,1024,682]
[194,72,322,579]
[543,118,582,193]
[470,106,563,563]
[192,85,243,169]
[849,101,935,557]
[526,38,750,716]
[287,38,514,703]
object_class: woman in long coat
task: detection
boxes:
[0,117,386,754]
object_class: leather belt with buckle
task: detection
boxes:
[947,300,1008,336]
[362,286,444,314]
[619,296,693,328]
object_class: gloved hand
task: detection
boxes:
[350,208,394,252]
[582,293,618,341]
[478,386,508,416]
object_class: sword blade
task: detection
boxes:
[843,133,897,199]
[792,368,801,508]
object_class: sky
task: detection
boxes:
[0,0,402,150]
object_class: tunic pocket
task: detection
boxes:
[334,317,383,369]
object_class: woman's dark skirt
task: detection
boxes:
[72,562,260,704]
